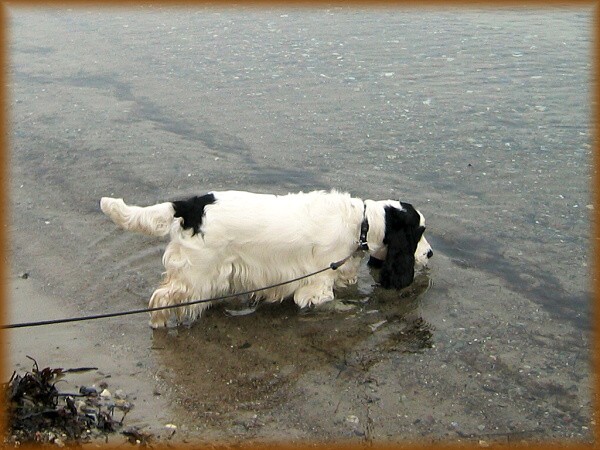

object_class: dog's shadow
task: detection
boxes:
[150,262,434,423]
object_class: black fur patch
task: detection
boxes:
[172,193,216,235]
[379,202,426,290]
[367,256,384,268]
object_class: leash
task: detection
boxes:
[2,253,361,330]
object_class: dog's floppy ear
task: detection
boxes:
[379,206,426,289]
[367,255,384,269]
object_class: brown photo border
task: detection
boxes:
[0,1,596,449]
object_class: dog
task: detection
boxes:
[100,190,433,328]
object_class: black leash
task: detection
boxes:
[3,254,358,330]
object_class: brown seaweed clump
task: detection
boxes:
[3,357,135,446]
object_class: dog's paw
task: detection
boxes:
[294,285,335,308]
[149,306,170,328]
[149,314,168,328]
[148,289,174,328]
[335,276,358,288]
[309,292,335,306]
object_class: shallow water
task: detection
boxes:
[7,6,593,444]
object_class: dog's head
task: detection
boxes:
[367,201,432,289]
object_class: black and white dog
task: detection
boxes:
[100,190,432,328]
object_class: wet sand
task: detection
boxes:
[7,6,593,444]
[7,277,180,442]
[8,248,592,443]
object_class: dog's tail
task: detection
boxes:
[100,197,175,237]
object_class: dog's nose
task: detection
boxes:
[427,249,433,259]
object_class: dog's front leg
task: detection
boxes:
[293,274,335,308]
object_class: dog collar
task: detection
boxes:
[358,204,369,251]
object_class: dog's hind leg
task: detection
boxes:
[148,275,212,328]
[148,284,183,328]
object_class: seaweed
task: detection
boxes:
[3,356,136,446]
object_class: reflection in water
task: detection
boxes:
[151,261,433,423]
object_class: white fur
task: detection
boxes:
[100,190,431,328]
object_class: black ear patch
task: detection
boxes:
[367,256,384,269]
[379,203,425,290]
[172,193,216,235]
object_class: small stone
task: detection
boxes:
[79,386,97,396]
[369,320,387,332]
[75,400,87,412]
[99,389,111,399]
[115,399,133,411]
[477,424,486,431]
[54,438,65,447]
[114,389,126,399]
[165,423,177,436]
[479,440,490,447]
[346,415,359,424]
[19,272,29,279]
[334,302,356,312]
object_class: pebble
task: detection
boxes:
[75,400,87,413]
[114,399,133,411]
[334,302,356,312]
[346,415,359,424]
[369,320,387,332]
[79,386,97,396]
[114,389,126,399]
[99,389,112,399]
